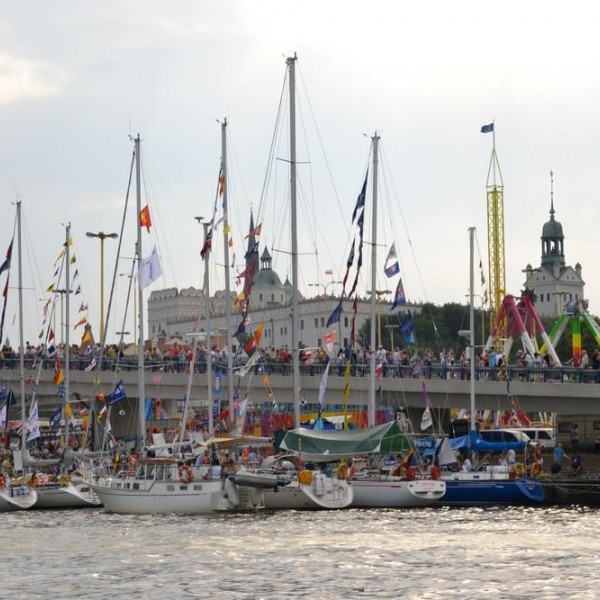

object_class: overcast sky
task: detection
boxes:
[1,1,599,348]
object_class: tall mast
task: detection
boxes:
[17,201,26,451]
[469,227,476,435]
[203,221,214,436]
[287,54,301,429]
[64,223,71,433]
[135,135,146,448]
[368,133,380,429]
[221,118,235,430]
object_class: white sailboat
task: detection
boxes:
[0,200,38,510]
[26,222,101,509]
[87,133,261,514]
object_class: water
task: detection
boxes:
[2,506,599,599]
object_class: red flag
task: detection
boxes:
[245,223,262,239]
[139,205,152,232]
[200,227,213,260]
[244,323,264,355]
[218,170,225,196]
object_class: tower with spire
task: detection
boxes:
[522,171,584,317]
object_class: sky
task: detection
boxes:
[1,1,600,348]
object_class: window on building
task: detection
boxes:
[284,326,288,335]
[540,295,544,302]
[317,338,321,347]
[271,293,275,302]
[259,293,263,302]
[343,337,348,348]
[321,317,325,327]
[547,293,550,301]
[314,318,318,328]
[344,317,349,327]
[280,327,284,337]
[300,320,304,330]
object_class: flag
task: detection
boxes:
[324,269,333,275]
[326,302,343,327]
[107,380,127,406]
[138,246,162,289]
[351,172,368,223]
[244,323,264,356]
[73,316,87,329]
[139,204,152,232]
[213,370,221,395]
[237,352,259,378]
[218,169,225,196]
[0,240,13,275]
[70,254,77,264]
[27,399,40,442]
[200,227,213,260]
[384,244,400,278]
[78,302,88,313]
[391,278,406,309]
[46,283,56,292]
[480,123,494,134]
[317,360,330,406]
[50,407,62,430]
[245,223,262,239]
[97,405,108,421]
[323,326,337,353]
[84,357,97,372]
[53,357,64,385]
[420,405,433,431]
[400,312,415,344]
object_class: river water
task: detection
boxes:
[2,506,598,599]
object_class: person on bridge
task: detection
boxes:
[568,454,583,477]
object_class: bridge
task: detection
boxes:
[2,362,600,418]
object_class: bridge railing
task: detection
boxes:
[1,355,599,384]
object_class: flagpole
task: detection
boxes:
[369,132,380,429]
[469,226,476,457]
[64,222,71,441]
[17,200,26,455]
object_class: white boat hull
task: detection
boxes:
[0,485,37,511]
[263,474,353,510]
[350,476,446,508]
[33,482,101,509]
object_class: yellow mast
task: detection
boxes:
[484,123,506,342]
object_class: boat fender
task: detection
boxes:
[298,470,314,486]
[430,466,441,480]
[249,486,263,508]
[405,467,415,481]
[313,473,325,497]
[224,478,240,507]
[336,462,348,480]
[532,463,542,476]
[0,475,4,488]
[178,464,194,484]
[514,463,525,477]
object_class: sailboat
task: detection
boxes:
[25,223,101,509]
[435,227,545,506]
[0,201,38,510]
[86,133,261,514]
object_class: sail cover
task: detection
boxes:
[279,421,412,462]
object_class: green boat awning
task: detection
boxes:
[279,421,413,462]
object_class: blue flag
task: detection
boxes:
[0,240,12,276]
[391,278,406,309]
[351,172,368,223]
[480,123,494,134]
[326,302,343,327]
[50,407,62,430]
[108,380,127,406]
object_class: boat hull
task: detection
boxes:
[0,485,38,511]
[33,483,101,509]
[440,477,545,506]
[350,477,446,508]
[541,476,600,506]
[263,475,353,510]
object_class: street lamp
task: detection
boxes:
[308,281,342,297]
[86,231,118,346]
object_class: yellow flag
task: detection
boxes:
[65,403,73,418]
[46,283,56,292]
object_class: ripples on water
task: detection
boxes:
[2,506,599,599]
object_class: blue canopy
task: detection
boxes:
[450,431,527,453]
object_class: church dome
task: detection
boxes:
[542,216,563,238]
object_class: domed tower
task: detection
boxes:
[522,172,584,318]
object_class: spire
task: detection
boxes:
[549,170,555,220]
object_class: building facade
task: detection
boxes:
[522,186,584,318]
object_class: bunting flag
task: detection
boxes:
[27,399,40,442]
[237,352,259,378]
[139,204,152,232]
[70,253,77,264]
[84,357,97,372]
[78,302,88,313]
[244,323,264,356]
[0,239,13,275]
[400,311,416,345]
[107,380,127,406]
[49,406,62,430]
[53,357,64,385]
[138,246,162,289]
[384,243,400,278]
[46,283,56,292]
[245,223,262,238]
[317,360,330,406]
[218,169,225,197]
[73,316,87,329]
[351,171,368,223]
[54,249,65,265]
[200,227,213,260]
[323,326,337,354]
[97,405,108,420]
[391,278,406,310]
[420,405,433,431]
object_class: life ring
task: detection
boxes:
[532,463,542,476]
[336,462,348,479]
[514,463,525,477]
[178,464,194,484]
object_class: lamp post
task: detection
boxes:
[86,231,118,346]
[466,293,486,349]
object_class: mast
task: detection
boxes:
[221,118,235,431]
[17,201,26,452]
[469,227,476,435]
[134,135,146,449]
[368,133,380,429]
[203,221,214,436]
[64,223,71,435]
[287,54,301,430]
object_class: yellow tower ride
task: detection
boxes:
[483,122,506,342]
